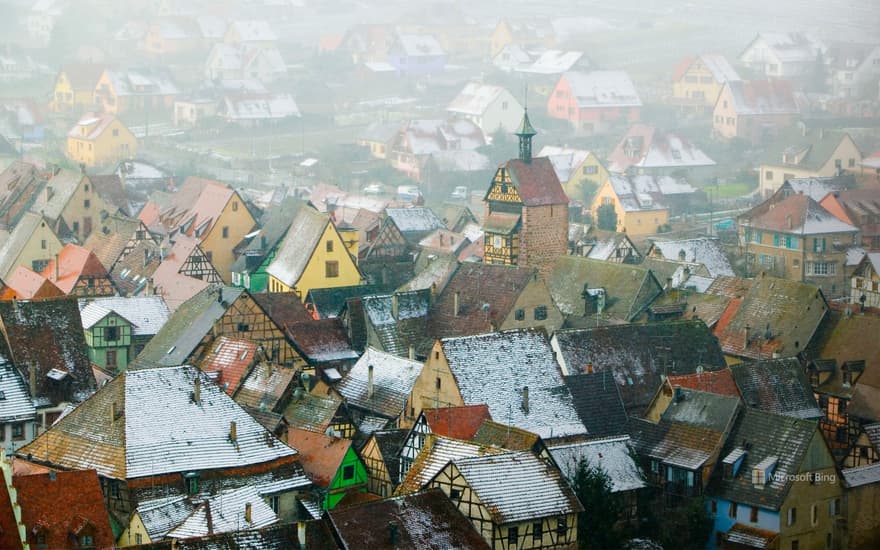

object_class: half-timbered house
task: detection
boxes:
[482,111,569,277]
[361,207,446,287]
[399,405,491,479]
[135,285,305,369]
[286,427,368,510]
[428,452,583,550]
[361,428,408,498]
[40,243,117,298]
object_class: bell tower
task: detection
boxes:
[515,109,537,163]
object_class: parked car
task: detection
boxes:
[451,186,468,200]
[397,185,422,202]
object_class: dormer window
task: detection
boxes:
[752,456,778,486]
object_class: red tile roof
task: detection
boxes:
[667,369,741,398]
[39,244,111,294]
[198,336,258,395]
[422,405,492,440]
[0,462,23,550]
[503,157,569,206]
[13,470,114,550]
[0,266,63,300]
[286,428,351,488]
[139,176,236,239]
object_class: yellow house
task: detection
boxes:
[758,128,863,198]
[266,206,362,297]
[671,54,740,113]
[537,145,609,202]
[489,17,555,59]
[138,177,257,284]
[0,212,63,280]
[118,509,151,547]
[591,175,669,236]
[66,112,137,168]
[50,64,104,113]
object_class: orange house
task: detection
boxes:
[547,71,642,134]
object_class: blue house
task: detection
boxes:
[705,408,842,550]
[387,34,446,77]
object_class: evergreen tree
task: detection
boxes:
[571,459,624,549]
[596,203,618,231]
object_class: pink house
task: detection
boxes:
[547,70,642,134]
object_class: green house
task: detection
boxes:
[78,296,171,372]
[231,197,305,293]
[288,427,368,510]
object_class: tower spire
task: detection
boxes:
[515,108,537,163]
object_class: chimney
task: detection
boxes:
[453,292,460,317]
[29,366,36,400]
[389,522,399,546]
[391,293,399,319]
[244,502,252,523]
[145,278,154,296]
[229,421,237,442]
[143,248,150,267]
[193,376,201,404]
[297,521,306,550]
[110,402,117,422]
[744,324,751,347]
[367,365,374,399]
[408,345,415,360]
[521,386,529,413]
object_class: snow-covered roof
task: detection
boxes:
[402,119,486,156]
[265,206,328,288]
[221,93,299,121]
[449,451,583,524]
[336,348,422,418]
[549,436,647,493]
[632,175,698,196]
[518,49,584,75]
[397,435,504,494]
[441,329,587,439]
[608,175,666,212]
[394,34,444,57]
[846,247,866,267]
[650,238,735,278]
[697,54,741,82]
[538,146,593,183]
[565,71,642,108]
[166,485,278,539]
[747,32,826,63]
[78,296,171,337]
[447,82,509,116]
[0,360,36,423]
[134,495,195,541]
[386,207,445,234]
[227,20,278,43]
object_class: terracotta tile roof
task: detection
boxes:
[328,488,490,549]
[0,297,96,407]
[630,417,727,471]
[667,369,741,397]
[0,265,63,300]
[14,470,114,550]
[17,365,296,480]
[198,336,258,395]
[89,174,130,215]
[711,275,828,359]
[234,363,297,412]
[746,193,857,235]
[282,391,341,433]
[731,358,822,419]
[83,214,151,271]
[139,177,236,239]
[725,523,779,548]
[0,457,23,550]
[286,428,351,488]
[427,263,535,337]
[471,420,540,451]
[497,157,569,206]
[39,243,113,294]
[422,405,492,441]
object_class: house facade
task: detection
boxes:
[446,82,522,135]
[66,112,137,168]
[547,71,642,134]
[712,80,800,144]
[671,54,740,113]
[591,175,670,236]
[850,253,880,309]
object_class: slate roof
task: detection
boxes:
[441,329,587,439]
[230,197,305,277]
[328,488,490,550]
[549,436,648,493]
[564,70,642,108]
[286,428,351,488]
[538,146,594,184]
[362,290,431,357]
[629,416,727,471]
[132,494,195,542]
[553,321,725,415]
[547,256,663,323]
[491,157,569,207]
[166,485,278,539]
[841,462,880,488]
[667,369,741,398]
[445,451,583,525]
[730,358,822,419]
[661,389,741,432]
[78,295,170,337]
[396,435,505,495]
[102,68,180,97]
[427,263,536,337]
[14,470,115,550]
[711,275,827,360]
[251,292,313,329]
[18,365,297,480]
[371,428,408,485]
[648,237,735,278]
[198,336,258,395]
[706,408,820,510]
[305,284,388,319]
[266,206,330,288]
[563,372,629,438]
[0,297,96,406]
[135,285,243,367]
[335,348,422,419]
[422,404,492,441]
[723,79,800,116]
[385,207,445,241]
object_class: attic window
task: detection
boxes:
[752,456,778,486]
[184,472,200,494]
